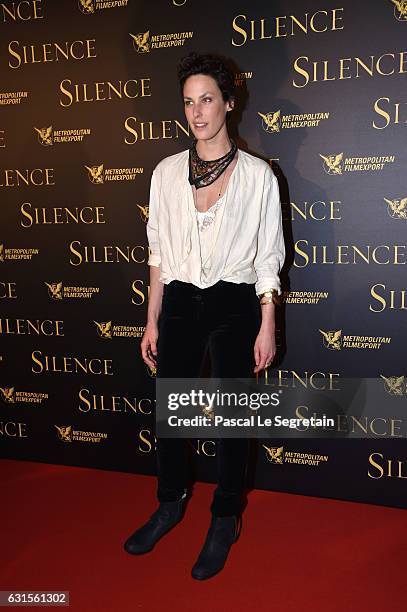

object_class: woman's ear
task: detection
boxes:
[227,98,235,112]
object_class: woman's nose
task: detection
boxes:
[193,103,202,117]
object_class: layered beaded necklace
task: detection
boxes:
[188,138,237,190]
[189,139,237,231]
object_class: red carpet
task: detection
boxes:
[1,459,405,611]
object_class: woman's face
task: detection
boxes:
[183,74,233,143]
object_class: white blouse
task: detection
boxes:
[146,148,285,296]
[194,192,227,282]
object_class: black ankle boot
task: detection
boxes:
[191,515,241,580]
[124,492,187,555]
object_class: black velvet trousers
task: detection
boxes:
[155,279,261,516]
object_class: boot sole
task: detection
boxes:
[191,564,225,580]
[124,542,155,555]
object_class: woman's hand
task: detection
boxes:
[141,321,159,369]
[253,326,276,374]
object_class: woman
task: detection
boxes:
[124,52,285,580]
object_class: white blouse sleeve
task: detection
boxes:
[146,168,161,267]
[253,167,285,296]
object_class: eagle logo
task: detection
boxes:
[94,321,112,339]
[54,425,72,442]
[129,31,150,53]
[34,126,53,146]
[146,364,157,377]
[78,0,95,14]
[383,197,407,220]
[0,387,15,403]
[319,153,344,175]
[391,0,407,20]
[201,404,215,420]
[137,204,149,223]
[0,244,4,263]
[85,164,104,184]
[380,375,406,396]
[45,282,63,300]
[258,110,281,133]
[319,329,342,351]
[263,445,284,464]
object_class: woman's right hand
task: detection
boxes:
[140,321,159,369]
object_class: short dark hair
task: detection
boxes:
[177,52,235,102]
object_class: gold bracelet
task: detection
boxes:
[259,288,280,305]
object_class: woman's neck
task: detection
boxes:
[195,134,232,161]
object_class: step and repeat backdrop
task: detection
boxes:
[0,0,406,508]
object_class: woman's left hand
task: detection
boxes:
[253,327,276,373]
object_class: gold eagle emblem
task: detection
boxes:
[54,425,72,441]
[34,126,53,146]
[94,321,112,339]
[380,375,405,396]
[263,445,284,464]
[319,329,342,350]
[0,387,15,403]
[129,31,150,53]
[78,0,95,14]
[201,404,215,420]
[137,204,149,223]
[391,0,407,20]
[147,364,157,377]
[384,197,407,220]
[257,110,281,133]
[85,164,104,184]
[45,282,63,300]
[319,153,344,175]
